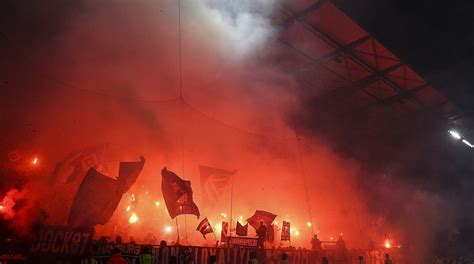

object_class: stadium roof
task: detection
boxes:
[268,0,462,122]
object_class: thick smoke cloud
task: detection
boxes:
[2,0,470,260]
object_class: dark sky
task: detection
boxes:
[1,0,474,259]
[333,0,474,115]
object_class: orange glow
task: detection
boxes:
[32,157,38,165]
[129,213,138,224]
[384,239,391,249]
[164,225,173,233]
[0,205,4,211]
[155,201,160,207]
[214,223,222,233]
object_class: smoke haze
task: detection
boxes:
[1,0,471,261]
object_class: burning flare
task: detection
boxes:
[384,239,392,249]
[129,213,138,224]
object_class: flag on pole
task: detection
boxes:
[67,156,144,227]
[281,221,291,241]
[221,221,229,242]
[161,167,200,219]
[199,165,235,206]
[236,222,248,236]
[267,224,275,242]
[196,217,214,239]
[247,210,277,232]
[51,144,108,184]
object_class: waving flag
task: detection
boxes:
[199,165,235,206]
[51,144,107,184]
[247,210,277,231]
[236,221,248,236]
[67,156,144,227]
[196,217,214,239]
[221,221,229,242]
[161,167,200,219]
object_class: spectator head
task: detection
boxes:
[209,255,217,264]
[170,256,177,264]
[249,251,257,259]
[322,257,329,264]
[282,253,288,260]
[112,247,121,255]
[358,256,364,261]
[159,240,167,247]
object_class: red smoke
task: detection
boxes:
[0,0,403,252]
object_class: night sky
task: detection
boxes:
[334,0,474,114]
[1,0,474,260]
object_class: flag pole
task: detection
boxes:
[175,216,180,244]
[229,171,234,236]
[295,132,315,237]
[212,226,218,242]
[177,0,188,247]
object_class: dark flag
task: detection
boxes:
[247,210,277,231]
[67,156,144,227]
[267,224,275,243]
[221,221,229,242]
[161,167,200,219]
[51,144,107,184]
[196,217,214,239]
[8,151,20,162]
[236,221,248,236]
[281,221,291,241]
[199,165,235,206]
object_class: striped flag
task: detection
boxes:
[221,221,229,242]
[196,217,214,239]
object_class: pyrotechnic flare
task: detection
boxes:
[129,213,138,224]
[385,239,391,249]
[0,189,26,220]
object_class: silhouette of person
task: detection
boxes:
[256,221,267,249]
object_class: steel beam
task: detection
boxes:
[280,6,424,107]
[278,0,326,29]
